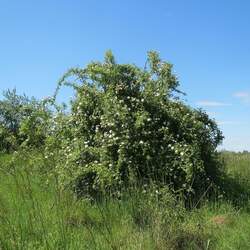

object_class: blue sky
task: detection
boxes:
[0,0,249,151]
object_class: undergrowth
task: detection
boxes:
[0,151,249,250]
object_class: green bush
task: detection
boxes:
[47,51,224,199]
[19,108,51,148]
[0,89,51,151]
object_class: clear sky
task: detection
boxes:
[0,0,249,151]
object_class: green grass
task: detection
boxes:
[0,152,249,249]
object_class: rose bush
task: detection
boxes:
[45,51,224,199]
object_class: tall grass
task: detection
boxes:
[0,151,249,249]
[220,151,250,209]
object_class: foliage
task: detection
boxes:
[0,89,51,151]
[0,124,17,152]
[47,51,224,198]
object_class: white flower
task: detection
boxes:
[139,140,144,144]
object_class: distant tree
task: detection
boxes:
[0,89,51,151]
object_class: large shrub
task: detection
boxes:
[48,51,224,198]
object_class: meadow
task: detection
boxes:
[0,53,250,249]
[0,151,249,250]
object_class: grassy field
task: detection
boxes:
[0,152,249,250]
